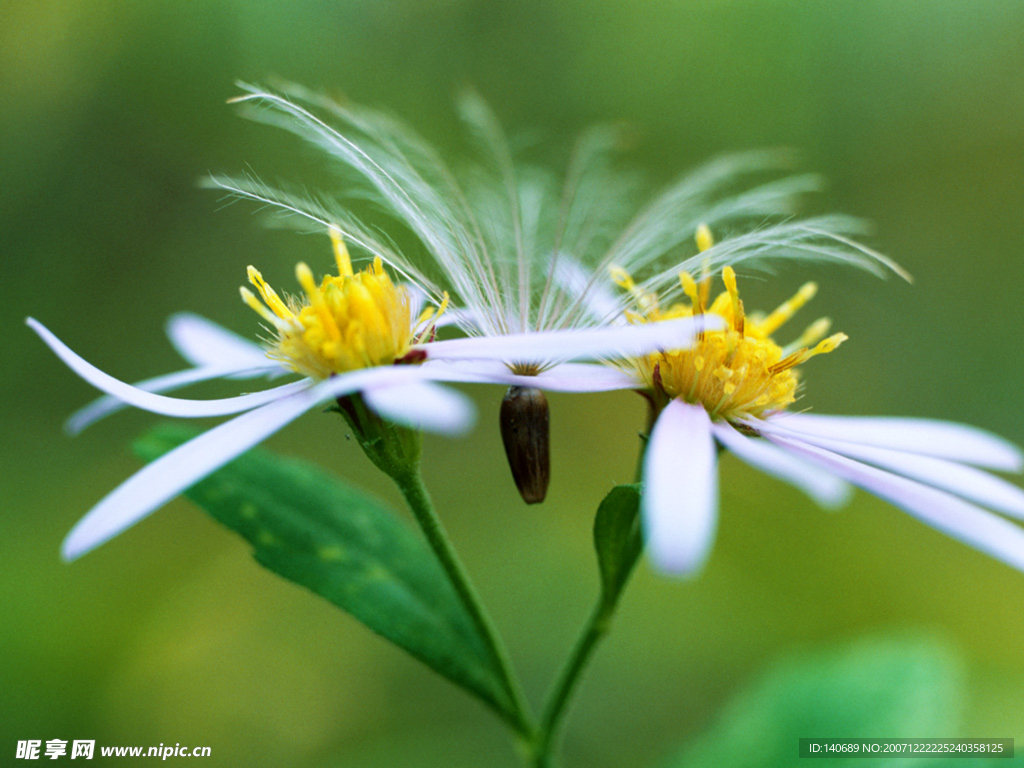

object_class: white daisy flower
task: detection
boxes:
[613,230,1024,575]
[29,231,713,561]
[209,82,898,501]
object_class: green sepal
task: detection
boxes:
[593,483,643,611]
[133,424,515,719]
[330,393,422,481]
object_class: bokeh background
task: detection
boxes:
[3,1,1024,766]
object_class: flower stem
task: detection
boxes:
[532,602,613,766]
[531,400,657,766]
[393,465,537,740]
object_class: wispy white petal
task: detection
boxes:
[765,434,1024,573]
[421,360,638,392]
[28,317,314,418]
[166,313,270,369]
[361,381,475,433]
[551,253,626,325]
[772,412,1023,472]
[711,422,851,508]
[60,368,442,560]
[423,315,724,364]
[66,363,283,435]
[643,400,718,575]
[438,307,481,330]
[753,417,1024,520]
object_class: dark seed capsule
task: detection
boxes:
[499,386,550,505]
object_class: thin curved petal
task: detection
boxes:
[66,363,282,435]
[771,412,1023,472]
[711,421,851,508]
[166,313,270,368]
[405,284,428,324]
[62,385,320,560]
[552,253,625,325]
[28,317,312,418]
[642,400,718,575]
[438,307,480,330]
[361,381,475,434]
[60,369,431,561]
[421,360,639,392]
[766,434,1024,573]
[423,315,724,364]
[753,417,1024,520]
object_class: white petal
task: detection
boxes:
[765,435,1024,573]
[642,400,718,575]
[62,384,320,560]
[421,360,639,392]
[711,421,851,508]
[362,381,475,433]
[60,370,431,560]
[423,315,725,364]
[166,313,270,369]
[772,412,1023,472]
[28,317,312,418]
[66,363,282,435]
[754,417,1024,520]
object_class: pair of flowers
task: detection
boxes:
[30,84,1024,576]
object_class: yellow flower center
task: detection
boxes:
[615,225,847,422]
[240,230,447,379]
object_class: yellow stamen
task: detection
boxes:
[612,266,846,422]
[757,282,818,337]
[416,306,436,327]
[241,243,436,379]
[611,265,659,315]
[699,259,711,309]
[786,317,832,353]
[771,333,847,374]
[722,266,744,333]
[610,266,635,291]
[696,223,714,253]
[240,286,285,328]
[329,227,353,277]
[247,266,294,321]
[432,291,450,324]
[679,271,702,312]
[296,262,342,342]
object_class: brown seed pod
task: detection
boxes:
[499,386,550,504]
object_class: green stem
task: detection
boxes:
[394,466,536,740]
[531,399,658,766]
[532,603,613,766]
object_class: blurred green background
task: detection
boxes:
[3,1,1024,765]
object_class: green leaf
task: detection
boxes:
[593,484,643,610]
[134,424,514,720]
[661,636,997,768]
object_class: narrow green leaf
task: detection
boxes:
[134,424,514,719]
[593,484,643,609]
[662,636,983,768]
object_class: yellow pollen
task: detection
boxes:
[240,233,431,379]
[614,264,845,422]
